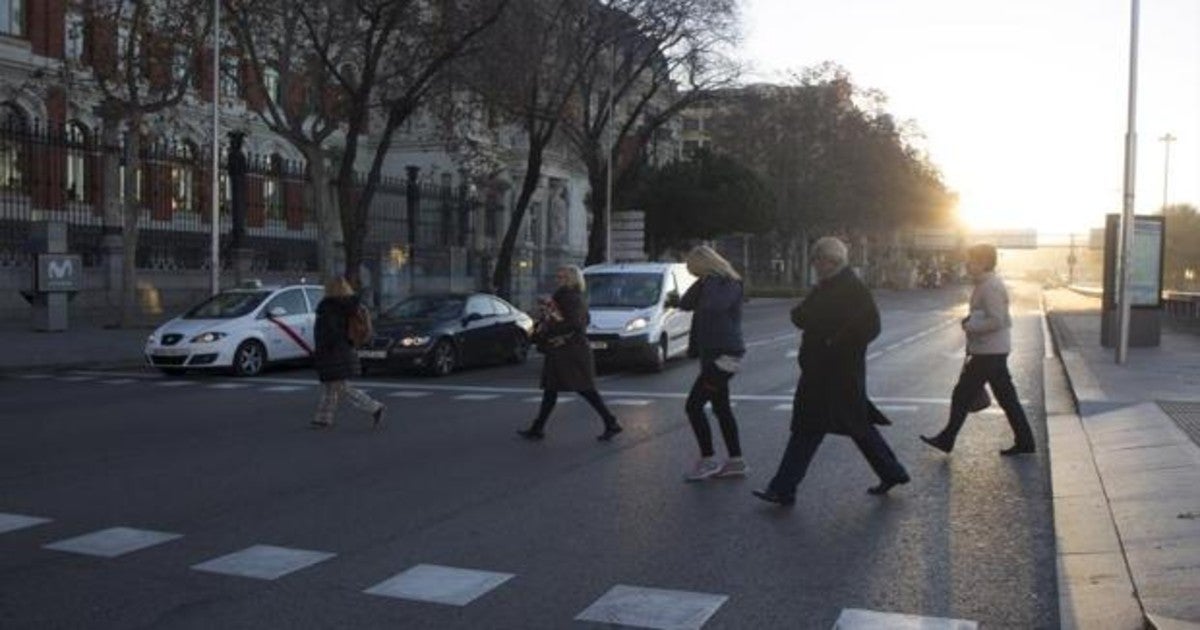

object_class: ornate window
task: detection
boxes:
[65,121,88,202]
[0,0,23,37]
[263,153,283,220]
[170,141,196,213]
[0,103,28,192]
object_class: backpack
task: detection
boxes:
[348,304,373,347]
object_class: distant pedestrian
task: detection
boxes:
[518,265,622,442]
[753,237,910,506]
[920,243,1035,456]
[678,245,748,481]
[311,276,384,429]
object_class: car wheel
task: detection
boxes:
[232,340,267,377]
[508,331,529,364]
[159,368,186,377]
[647,336,668,372]
[427,339,457,377]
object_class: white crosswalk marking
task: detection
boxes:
[155,381,192,387]
[100,379,137,385]
[876,405,919,413]
[207,383,250,390]
[773,403,793,411]
[261,386,306,392]
[16,374,52,380]
[191,544,335,580]
[364,564,514,606]
[55,376,94,382]
[610,399,651,407]
[388,391,432,398]
[833,608,978,629]
[0,512,52,535]
[454,394,500,401]
[576,585,728,630]
[44,527,182,558]
[523,395,574,403]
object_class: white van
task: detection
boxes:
[582,262,698,371]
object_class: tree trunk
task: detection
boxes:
[584,165,607,265]
[492,142,546,301]
[337,179,362,289]
[119,129,142,328]
[100,118,123,325]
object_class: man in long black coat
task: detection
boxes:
[753,237,909,506]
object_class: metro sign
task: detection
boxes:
[36,254,83,292]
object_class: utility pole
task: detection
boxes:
[1116,0,1140,365]
[1159,132,1176,211]
[209,0,220,295]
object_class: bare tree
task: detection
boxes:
[229,0,509,287]
[561,0,741,265]
[61,0,214,327]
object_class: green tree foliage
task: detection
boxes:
[1164,203,1200,291]
[635,149,773,257]
[708,64,957,238]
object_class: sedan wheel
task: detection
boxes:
[232,340,266,377]
[428,340,457,377]
[508,332,529,364]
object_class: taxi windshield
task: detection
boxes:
[183,291,271,319]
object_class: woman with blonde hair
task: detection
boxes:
[678,245,747,481]
[311,276,384,429]
[518,265,623,442]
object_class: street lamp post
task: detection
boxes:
[209,0,220,295]
[1116,0,1140,365]
[1159,132,1176,211]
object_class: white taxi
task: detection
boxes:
[144,282,324,376]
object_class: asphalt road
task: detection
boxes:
[0,283,1056,629]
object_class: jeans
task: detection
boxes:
[314,380,382,425]
[685,356,742,458]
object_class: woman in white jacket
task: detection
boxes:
[920,244,1036,456]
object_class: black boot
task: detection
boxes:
[919,434,953,454]
[597,423,623,442]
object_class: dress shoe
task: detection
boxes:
[752,489,795,506]
[919,434,952,454]
[867,474,910,495]
[516,428,545,441]
[1000,444,1036,456]
[597,425,623,442]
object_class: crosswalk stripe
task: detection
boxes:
[523,395,574,403]
[261,385,306,392]
[389,391,432,398]
[0,512,52,535]
[55,376,95,382]
[155,381,192,387]
[364,564,514,606]
[44,527,182,558]
[207,383,250,390]
[15,374,53,380]
[455,394,500,401]
[191,544,335,580]
[773,403,793,411]
[610,399,651,407]
[834,608,978,629]
[576,584,728,630]
[100,379,137,385]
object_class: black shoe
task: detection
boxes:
[516,428,545,441]
[597,425,623,442]
[920,434,952,454]
[1000,444,1035,456]
[867,474,910,495]
[372,405,385,428]
[752,489,795,506]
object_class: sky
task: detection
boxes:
[738,0,1199,239]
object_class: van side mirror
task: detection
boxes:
[664,291,680,308]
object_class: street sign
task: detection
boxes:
[36,254,83,292]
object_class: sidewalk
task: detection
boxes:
[0,317,152,372]
[1045,289,1200,629]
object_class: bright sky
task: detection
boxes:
[739,0,1199,238]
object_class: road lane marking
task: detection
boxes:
[0,513,52,535]
[207,383,250,390]
[155,381,192,387]
[191,545,335,580]
[454,394,500,401]
[364,564,515,606]
[576,585,728,630]
[15,374,53,380]
[44,527,182,558]
[389,391,431,398]
[261,385,307,392]
[834,608,978,629]
[773,403,793,411]
[100,379,136,385]
[610,399,652,406]
[55,376,95,382]
[744,332,797,348]
[875,405,919,413]
[523,395,574,403]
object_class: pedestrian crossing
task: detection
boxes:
[8,371,996,410]
[0,510,978,628]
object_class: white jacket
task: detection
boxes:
[964,272,1012,355]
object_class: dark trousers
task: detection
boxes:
[685,357,742,458]
[767,425,908,496]
[530,389,618,431]
[935,353,1035,449]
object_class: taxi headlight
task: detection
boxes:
[190,332,228,344]
[624,317,649,332]
[400,335,431,347]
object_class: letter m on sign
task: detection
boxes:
[37,254,82,292]
[48,259,74,279]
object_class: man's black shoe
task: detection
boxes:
[919,435,952,454]
[516,428,545,441]
[1000,444,1036,456]
[752,489,795,506]
[867,475,910,495]
[597,425,623,442]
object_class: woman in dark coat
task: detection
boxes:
[678,245,748,481]
[518,265,622,442]
[311,276,384,429]
[753,237,909,505]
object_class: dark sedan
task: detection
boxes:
[357,293,534,376]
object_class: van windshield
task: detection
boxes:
[587,273,663,308]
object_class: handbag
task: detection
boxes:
[968,386,992,412]
[532,322,571,353]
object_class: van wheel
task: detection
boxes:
[647,336,668,372]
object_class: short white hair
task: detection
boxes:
[811,236,849,267]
